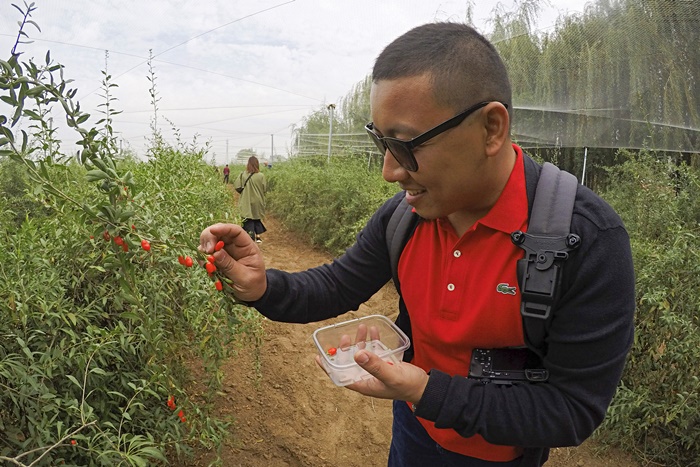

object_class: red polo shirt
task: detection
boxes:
[398,145,528,461]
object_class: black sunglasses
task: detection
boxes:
[365,101,507,172]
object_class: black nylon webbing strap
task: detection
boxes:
[529,163,577,236]
[512,162,580,355]
[386,198,419,295]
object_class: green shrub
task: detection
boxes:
[266,155,398,255]
[597,150,700,466]
[0,147,259,466]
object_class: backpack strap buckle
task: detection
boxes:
[512,231,581,320]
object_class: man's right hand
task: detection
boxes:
[199,223,267,302]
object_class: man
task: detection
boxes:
[223,164,230,184]
[200,22,635,467]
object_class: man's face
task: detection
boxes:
[371,74,493,222]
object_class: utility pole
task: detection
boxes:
[327,103,335,163]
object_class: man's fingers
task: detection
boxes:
[354,350,388,379]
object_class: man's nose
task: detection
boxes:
[382,150,408,183]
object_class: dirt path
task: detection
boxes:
[183,216,641,467]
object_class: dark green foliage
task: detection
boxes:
[0,158,51,227]
[266,155,398,256]
[0,148,254,466]
[594,151,700,466]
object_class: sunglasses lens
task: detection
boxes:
[385,140,418,171]
[366,124,418,171]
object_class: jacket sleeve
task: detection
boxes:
[249,192,404,323]
[414,194,636,448]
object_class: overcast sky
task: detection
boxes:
[0,0,588,165]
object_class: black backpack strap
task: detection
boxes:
[385,197,421,362]
[386,198,420,296]
[511,162,581,356]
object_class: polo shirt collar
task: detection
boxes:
[473,144,528,234]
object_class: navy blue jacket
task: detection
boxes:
[250,155,635,466]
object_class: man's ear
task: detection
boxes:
[483,102,510,157]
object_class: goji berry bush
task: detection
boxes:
[0,5,261,465]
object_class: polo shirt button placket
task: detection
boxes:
[453,250,461,258]
[447,283,455,291]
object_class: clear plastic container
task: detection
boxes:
[313,314,411,386]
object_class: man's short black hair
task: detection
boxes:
[373,22,512,119]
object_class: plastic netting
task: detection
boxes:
[498,0,699,153]
[295,0,699,159]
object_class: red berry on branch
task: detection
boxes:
[121,243,129,252]
[207,255,215,263]
[205,262,216,275]
[141,240,151,251]
[215,280,223,291]
[178,255,186,265]
[103,231,110,241]
[215,240,224,251]
[71,440,77,446]
[184,256,193,268]
[114,236,123,246]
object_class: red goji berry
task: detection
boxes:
[71,440,77,446]
[207,255,215,263]
[178,410,184,418]
[131,224,136,230]
[114,236,123,246]
[180,416,187,423]
[103,231,110,241]
[178,255,185,265]
[205,262,216,275]
[89,235,94,240]
[141,239,151,251]
[215,280,223,291]
[215,240,224,251]
[122,243,129,252]
[184,256,193,268]
[167,395,176,410]
[327,347,337,356]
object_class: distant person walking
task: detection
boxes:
[223,164,230,184]
[234,156,267,243]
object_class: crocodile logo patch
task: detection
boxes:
[496,283,517,295]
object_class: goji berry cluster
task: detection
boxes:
[167,395,186,423]
[173,240,232,294]
[95,221,232,298]
[97,226,152,254]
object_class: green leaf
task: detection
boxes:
[138,447,167,462]
[85,169,109,182]
[66,313,77,326]
[66,375,82,390]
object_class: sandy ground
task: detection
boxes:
[175,216,641,467]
